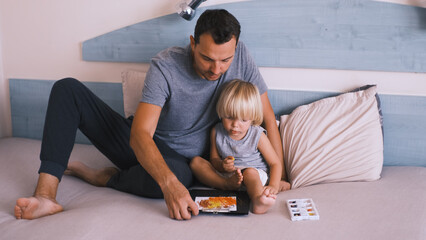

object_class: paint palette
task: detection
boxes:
[287,198,320,221]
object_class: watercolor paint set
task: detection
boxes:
[287,198,320,221]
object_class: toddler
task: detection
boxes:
[191,79,287,214]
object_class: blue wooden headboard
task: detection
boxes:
[9,78,426,167]
[9,79,124,144]
[82,0,426,73]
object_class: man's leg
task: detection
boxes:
[65,162,119,187]
[15,78,137,219]
[107,136,194,198]
[39,78,137,175]
[15,173,63,219]
[66,136,195,199]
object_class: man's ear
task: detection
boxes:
[190,35,196,49]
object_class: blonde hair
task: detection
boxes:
[216,79,263,126]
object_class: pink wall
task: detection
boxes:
[0,27,6,137]
[0,0,245,137]
[0,0,425,138]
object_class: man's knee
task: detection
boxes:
[50,78,88,100]
[53,77,80,90]
[174,163,194,188]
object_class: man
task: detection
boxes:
[14,9,288,221]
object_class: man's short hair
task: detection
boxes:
[194,9,241,45]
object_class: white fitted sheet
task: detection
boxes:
[1,137,425,240]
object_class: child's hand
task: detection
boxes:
[222,156,235,172]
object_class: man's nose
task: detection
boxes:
[210,61,221,74]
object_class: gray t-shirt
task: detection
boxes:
[215,123,268,172]
[141,42,267,159]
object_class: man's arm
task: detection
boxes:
[129,102,199,220]
[260,92,287,181]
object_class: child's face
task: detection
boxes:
[222,117,252,141]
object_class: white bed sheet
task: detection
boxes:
[1,137,425,240]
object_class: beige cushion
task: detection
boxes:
[121,70,147,118]
[280,86,383,189]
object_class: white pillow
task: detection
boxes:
[121,70,146,118]
[280,86,383,189]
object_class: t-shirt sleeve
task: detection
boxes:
[140,59,170,108]
[240,43,268,95]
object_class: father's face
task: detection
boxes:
[190,33,237,81]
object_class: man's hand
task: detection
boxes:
[131,103,198,220]
[161,178,199,220]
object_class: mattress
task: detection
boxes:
[1,137,425,240]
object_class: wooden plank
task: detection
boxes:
[380,94,426,166]
[9,79,124,144]
[82,0,426,73]
[9,79,426,166]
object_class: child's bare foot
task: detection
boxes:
[252,188,277,214]
[224,169,243,190]
[15,196,63,219]
[65,161,118,187]
[279,180,291,192]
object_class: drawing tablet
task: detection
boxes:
[189,189,250,215]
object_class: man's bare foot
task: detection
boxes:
[65,161,119,187]
[279,180,291,192]
[252,188,277,214]
[224,169,243,190]
[15,196,63,220]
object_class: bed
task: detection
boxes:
[1,75,425,240]
[1,138,425,239]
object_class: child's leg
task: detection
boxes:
[242,168,276,214]
[190,156,243,190]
